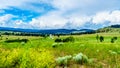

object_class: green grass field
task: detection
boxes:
[0,33,120,68]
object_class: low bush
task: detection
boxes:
[55,38,62,43]
[109,50,117,55]
[72,53,89,64]
[5,39,29,43]
[72,53,94,65]
[99,36,104,42]
[111,37,118,43]
[56,53,93,67]
[52,43,64,48]
[111,38,114,43]
[56,55,72,66]
[52,43,58,48]
[63,36,75,42]
[113,37,117,40]
[55,36,75,43]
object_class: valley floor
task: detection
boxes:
[0,33,120,68]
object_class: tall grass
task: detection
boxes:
[0,48,55,68]
[0,33,120,67]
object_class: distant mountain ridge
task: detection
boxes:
[0,27,95,34]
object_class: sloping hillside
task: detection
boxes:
[97,24,120,33]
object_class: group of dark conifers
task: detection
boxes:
[96,34,117,43]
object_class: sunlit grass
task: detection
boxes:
[0,48,55,68]
[0,33,120,67]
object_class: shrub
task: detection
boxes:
[5,39,29,43]
[55,38,62,43]
[55,36,75,43]
[96,34,99,41]
[56,55,72,66]
[72,53,94,65]
[111,37,118,43]
[111,38,114,43]
[63,36,75,42]
[6,38,8,40]
[56,53,94,67]
[21,39,29,43]
[21,42,25,45]
[52,43,58,48]
[113,37,117,40]
[109,50,117,55]
[73,53,89,64]
[52,43,64,48]
[99,36,104,42]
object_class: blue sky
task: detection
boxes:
[0,0,120,29]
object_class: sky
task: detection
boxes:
[0,0,120,29]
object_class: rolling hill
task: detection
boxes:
[97,24,120,33]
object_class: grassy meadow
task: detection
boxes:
[0,33,120,68]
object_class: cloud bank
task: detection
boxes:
[0,0,120,29]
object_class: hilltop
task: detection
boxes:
[97,24,120,33]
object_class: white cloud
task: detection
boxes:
[29,10,120,29]
[0,14,31,28]
[64,16,92,29]
[0,14,14,27]
[92,11,110,24]
[52,0,96,11]
[1,0,119,14]
[109,10,120,24]
[92,10,120,25]
[0,0,51,12]
[29,10,92,29]
[1,10,120,29]
[0,0,26,9]
[13,20,32,29]
[0,0,120,29]
[29,11,68,29]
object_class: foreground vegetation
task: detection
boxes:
[0,33,120,68]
